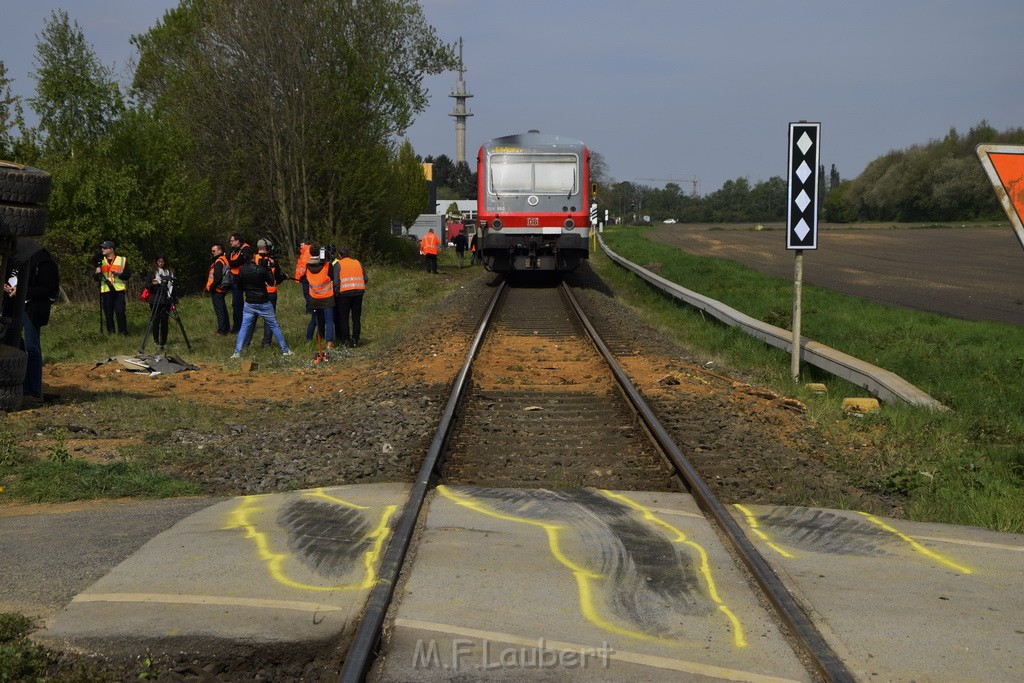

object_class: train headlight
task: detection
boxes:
[564,219,575,229]
[491,218,503,230]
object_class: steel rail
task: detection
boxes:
[560,281,856,683]
[338,281,506,683]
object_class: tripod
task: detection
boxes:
[139,279,193,354]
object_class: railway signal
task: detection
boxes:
[976,144,1024,252]
[786,122,820,250]
[786,121,820,381]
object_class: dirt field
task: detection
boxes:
[647,223,1024,326]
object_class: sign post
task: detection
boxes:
[976,144,1024,252]
[786,122,820,381]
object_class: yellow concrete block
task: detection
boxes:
[842,397,880,414]
[806,383,828,393]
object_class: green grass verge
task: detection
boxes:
[45,256,478,365]
[598,226,1024,533]
[0,611,128,680]
[1,257,479,505]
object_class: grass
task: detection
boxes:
[597,226,1024,533]
[0,254,480,505]
[45,256,478,366]
[0,611,127,681]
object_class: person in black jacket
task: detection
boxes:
[231,251,291,358]
[243,239,287,348]
[226,233,252,333]
[16,241,59,399]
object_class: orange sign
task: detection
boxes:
[977,144,1024,250]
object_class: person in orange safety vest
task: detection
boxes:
[305,246,336,347]
[420,228,440,274]
[295,240,317,341]
[332,246,367,348]
[206,243,230,335]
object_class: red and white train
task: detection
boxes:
[476,131,591,272]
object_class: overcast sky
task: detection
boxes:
[3,0,1022,194]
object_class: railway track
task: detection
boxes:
[339,278,852,682]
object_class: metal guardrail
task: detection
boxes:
[599,235,947,411]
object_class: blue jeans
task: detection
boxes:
[313,307,335,343]
[234,301,289,354]
[243,292,278,346]
[21,315,42,397]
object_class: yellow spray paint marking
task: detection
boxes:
[601,490,746,648]
[857,512,973,574]
[733,504,795,558]
[225,491,397,591]
[438,486,746,648]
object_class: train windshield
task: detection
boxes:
[489,153,578,195]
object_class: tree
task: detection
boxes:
[30,9,123,158]
[450,160,475,198]
[132,0,457,260]
[425,154,455,189]
[394,139,427,229]
[0,60,23,158]
[589,150,610,189]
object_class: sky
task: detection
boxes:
[3,0,1022,195]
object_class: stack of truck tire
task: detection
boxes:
[0,161,51,410]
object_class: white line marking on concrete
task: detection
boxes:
[72,593,346,613]
[645,506,703,519]
[913,536,1024,552]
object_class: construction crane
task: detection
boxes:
[636,175,701,197]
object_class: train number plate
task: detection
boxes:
[526,217,539,227]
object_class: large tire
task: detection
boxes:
[0,382,23,411]
[0,163,52,205]
[0,203,47,237]
[0,345,27,386]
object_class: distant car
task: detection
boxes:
[663,218,677,224]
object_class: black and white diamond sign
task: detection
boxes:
[787,122,820,250]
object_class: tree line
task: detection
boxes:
[0,2,456,300]
[2,4,1018,300]
[596,121,1021,225]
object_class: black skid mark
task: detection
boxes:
[277,499,373,578]
[754,507,895,556]
[456,486,713,638]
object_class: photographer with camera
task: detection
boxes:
[146,254,175,350]
[242,239,286,348]
[94,240,131,336]
[304,243,336,349]
[232,249,292,358]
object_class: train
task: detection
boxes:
[476,131,592,272]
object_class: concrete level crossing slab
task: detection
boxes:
[38,483,409,658]
[374,486,810,682]
[730,504,1024,682]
